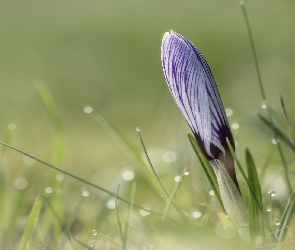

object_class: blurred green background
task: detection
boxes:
[1,0,295,204]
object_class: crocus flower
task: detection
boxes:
[161,31,249,228]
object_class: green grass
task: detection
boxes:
[1,1,295,249]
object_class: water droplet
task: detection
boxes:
[225,108,233,117]
[268,190,276,197]
[162,151,176,163]
[92,229,97,236]
[14,178,28,190]
[45,187,53,193]
[209,190,215,196]
[55,174,64,181]
[82,190,90,197]
[271,139,278,145]
[122,170,135,181]
[136,127,140,132]
[184,171,189,176]
[261,104,267,109]
[140,204,151,217]
[266,206,272,212]
[8,123,17,130]
[231,123,239,130]
[106,199,116,209]
[23,156,35,166]
[273,219,281,226]
[174,176,181,182]
[83,106,93,114]
[192,211,202,219]
[90,240,96,248]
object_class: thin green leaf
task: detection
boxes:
[98,233,122,249]
[90,111,158,191]
[257,112,295,152]
[0,142,176,222]
[115,184,124,247]
[35,81,66,167]
[0,124,16,234]
[226,139,276,242]
[137,130,188,222]
[245,148,264,243]
[162,168,187,227]
[277,191,295,242]
[19,196,43,250]
[187,133,223,211]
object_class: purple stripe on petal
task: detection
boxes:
[161,31,235,160]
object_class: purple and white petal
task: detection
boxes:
[161,31,234,160]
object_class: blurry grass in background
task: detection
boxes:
[0,0,295,249]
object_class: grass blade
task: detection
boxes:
[162,169,187,227]
[123,182,136,249]
[137,129,188,222]
[19,196,43,250]
[277,191,295,242]
[90,110,156,183]
[0,124,16,237]
[245,148,264,244]
[187,133,223,211]
[257,112,295,152]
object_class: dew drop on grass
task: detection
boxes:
[266,206,272,212]
[82,190,90,197]
[55,174,64,181]
[23,156,35,166]
[261,104,267,109]
[268,190,276,197]
[45,187,53,194]
[106,199,116,209]
[136,127,140,132]
[92,230,97,236]
[122,170,135,181]
[90,240,96,248]
[271,139,279,145]
[14,178,28,190]
[162,151,176,163]
[209,190,215,196]
[231,123,239,130]
[140,204,151,217]
[8,123,17,130]
[83,106,93,114]
[174,176,181,182]
[192,211,202,219]
[184,171,189,176]
[273,219,281,226]
[225,108,233,117]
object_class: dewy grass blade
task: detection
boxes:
[188,133,224,212]
[90,110,159,192]
[98,233,122,249]
[277,191,295,242]
[245,149,264,243]
[137,129,188,222]
[162,168,187,227]
[19,196,43,250]
[0,142,172,221]
[226,138,276,242]
[240,1,293,194]
[35,82,66,238]
[257,113,295,152]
